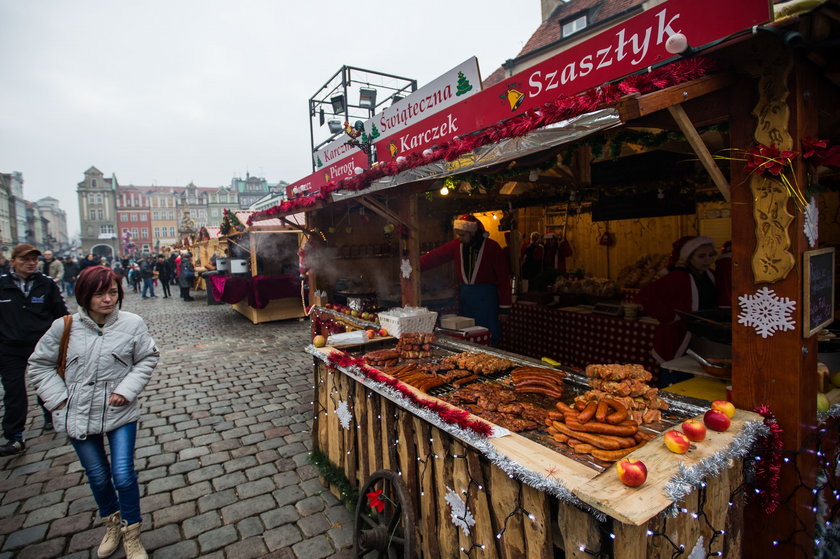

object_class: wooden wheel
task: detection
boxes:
[353,469,416,558]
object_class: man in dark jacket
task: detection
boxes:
[62,256,80,296]
[179,252,195,301]
[139,256,156,298]
[156,255,173,298]
[0,244,68,455]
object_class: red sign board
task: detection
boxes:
[288,0,770,199]
[373,0,771,162]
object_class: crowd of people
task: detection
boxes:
[5,249,201,303]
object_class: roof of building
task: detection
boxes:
[484,0,644,87]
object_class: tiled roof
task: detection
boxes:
[483,0,645,88]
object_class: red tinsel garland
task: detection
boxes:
[325,352,494,437]
[248,57,718,225]
[752,404,784,514]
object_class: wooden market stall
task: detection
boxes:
[249,1,840,557]
[209,210,307,324]
[192,226,222,291]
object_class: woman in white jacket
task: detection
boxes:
[29,266,158,559]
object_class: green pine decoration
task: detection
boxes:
[455,72,473,96]
[316,155,323,168]
[370,123,380,139]
[308,449,358,509]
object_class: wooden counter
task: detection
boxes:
[312,345,760,557]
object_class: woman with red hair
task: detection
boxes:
[29,266,158,559]
[420,214,511,343]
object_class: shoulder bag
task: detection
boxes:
[57,315,73,380]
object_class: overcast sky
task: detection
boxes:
[0,1,542,237]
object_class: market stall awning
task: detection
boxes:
[331,108,621,202]
[233,210,304,231]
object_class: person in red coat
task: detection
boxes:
[636,235,718,367]
[714,241,732,308]
[420,214,511,342]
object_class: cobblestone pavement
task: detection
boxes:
[0,287,354,558]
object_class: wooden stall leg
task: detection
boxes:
[354,385,370,489]
[431,434,459,554]
[521,484,552,559]
[466,452,503,558]
[414,418,442,558]
[556,502,603,558]
[488,466,526,559]
[396,411,420,520]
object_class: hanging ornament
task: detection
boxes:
[400,258,412,279]
[804,197,818,248]
[444,487,475,536]
[335,400,352,430]
[737,287,796,338]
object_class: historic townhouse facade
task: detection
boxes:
[0,174,13,252]
[35,196,70,251]
[77,167,119,258]
[148,188,179,249]
[116,185,153,256]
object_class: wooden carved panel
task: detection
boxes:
[750,53,795,283]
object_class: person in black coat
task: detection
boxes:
[62,256,80,296]
[0,244,68,455]
[155,255,173,298]
[178,253,195,301]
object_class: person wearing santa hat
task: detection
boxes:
[636,235,719,375]
[420,214,511,343]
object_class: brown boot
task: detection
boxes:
[121,521,148,559]
[96,511,122,558]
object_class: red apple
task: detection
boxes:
[312,335,326,348]
[378,328,389,337]
[703,409,731,431]
[365,329,375,339]
[616,458,647,487]
[664,430,691,454]
[681,419,707,442]
[710,400,735,419]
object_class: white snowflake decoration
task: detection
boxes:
[335,400,352,430]
[737,286,796,338]
[687,536,705,559]
[804,196,819,248]
[444,487,475,536]
[400,258,413,279]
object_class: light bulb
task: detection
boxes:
[440,186,449,196]
[529,169,538,182]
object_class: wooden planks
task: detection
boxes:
[575,409,760,526]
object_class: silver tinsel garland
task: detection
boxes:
[306,346,604,519]
[662,420,770,517]
[817,402,840,423]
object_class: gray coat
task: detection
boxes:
[28,308,159,439]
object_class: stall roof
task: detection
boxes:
[234,210,304,231]
[331,108,621,202]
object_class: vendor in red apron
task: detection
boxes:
[636,235,718,373]
[420,214,511,343]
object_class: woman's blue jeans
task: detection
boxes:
[70,422,141,524]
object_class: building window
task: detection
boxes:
[141,213,147,221]
[119,214,125,222]
[143,244,150,252]
[100,224,114,235]
[152,211,159,220]
[96,209,104,220]
[88,193,95,204]
[154,227,160,238]
[561,14,587,37]
[89,209,96,220]
[141,228,148,238]
[92,179,97,187]
[130,213,137,222]
[96,193,103,204]
[169,226,175,237]
[132,228,138,236]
